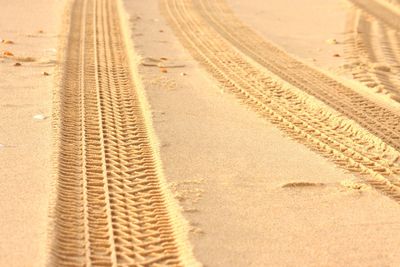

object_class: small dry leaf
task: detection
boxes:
[160,67,168,73]
[3,51,14,56]
[160,57,168,61]
[159,29,164,33]
[43,71,50,76]
[14,62,21,66]
[2,40,14,44]
[333,53,340,57]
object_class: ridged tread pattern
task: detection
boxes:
[161,0,400,200]
[349,0,400,30]
[345,0,400,100]
[190,0,400,152]
[51,0,184,265]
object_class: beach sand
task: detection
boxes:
[0,0,64,265]
[2,0,400,266]
[123,0,400,265]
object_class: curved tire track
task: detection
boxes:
[346,0,400,100]
[161,0,400,200]
[349,0,400,30]
[192,0,400,152]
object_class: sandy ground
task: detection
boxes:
[124,0,400,266]
[0,0,63,265]
[227,0,348,71]
[1,0,400,266]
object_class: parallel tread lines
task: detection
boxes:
[195,0,400,151]
[346,0,400,99]
[51,0,183,265]
[161,0,400,201]
[80,0,91,264]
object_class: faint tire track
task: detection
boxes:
[349,0,400,30]
[192,0,400,152]
[344,10,381,90]
[161,0,400,200]
[50,0,196,265]
[345,0,400,101]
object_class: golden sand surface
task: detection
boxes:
[3,0,400,266]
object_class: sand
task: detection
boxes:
[2,0,400,266]
[344,0,400,102]
[227,0,347,71]
[123,0,400,266]
[48,0,198,264]
[0,0,64,265]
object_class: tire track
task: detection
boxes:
[51,0,194,265]
[161,0,400,200]
[190,0,400,152]
[344,10,381,91]
[349,0,400,30]
[345,0,400,101]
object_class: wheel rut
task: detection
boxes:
[345,1,400,100]
[349,0,400,31]
[161,0,400,201]
[192,0,400,152]
[51,0,192,265]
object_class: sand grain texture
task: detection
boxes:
[3,0,400,266]
[0,0,63,266]
[162,0,400,201]
[344,0,400,103]
[122,0,400,265]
